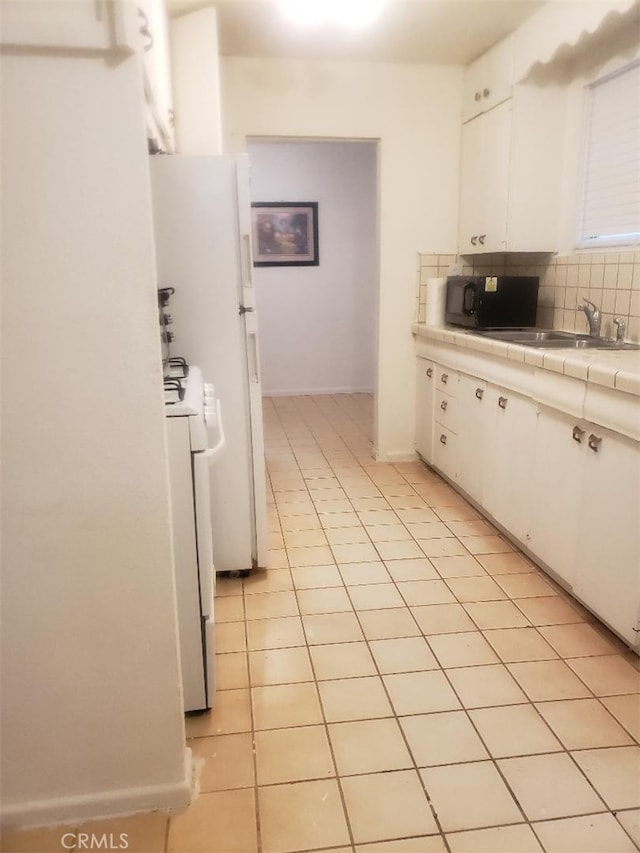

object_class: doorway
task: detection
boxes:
[247,139,379,406]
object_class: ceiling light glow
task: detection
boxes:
[277,0,386,28]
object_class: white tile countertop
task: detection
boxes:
[412,324,640,397]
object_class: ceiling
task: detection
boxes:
[166,0,547,66]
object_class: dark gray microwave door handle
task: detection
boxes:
[463,283,476,315]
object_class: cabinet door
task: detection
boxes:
[1,0,136,53]
[482,385,537,542]
[415,358,435,464]
[528,407,583,588]
[462,36,513,122]
[573,426,640,649]
[458,101,512,255]
[456,375,487,503]
[458,116,485,254]
[479,100,512,253]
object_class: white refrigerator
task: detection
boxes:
[150,155,268,574]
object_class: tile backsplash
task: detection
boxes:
[417,251,640,342]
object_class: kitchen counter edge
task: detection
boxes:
[412,324,640,398]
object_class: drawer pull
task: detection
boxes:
[572,426,585,444]
[479,234,486,245]
[498,396,508,409]
[439,434,447,446]
[483,87,490,98]
[440,400,448,411]
[470,236,478,246]
[426,367,433,378]
[475,388,484,400]
[441,373,449,384]
[475,92,481,102]
[588,434,602,452]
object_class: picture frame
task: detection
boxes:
[251,202,319,267]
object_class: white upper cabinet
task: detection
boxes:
[0,0,137,53]
[458,99,511,254]
[458,84,565,254]
[462,36,514,123]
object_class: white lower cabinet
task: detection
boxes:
[529,407,583,589]
[481,384,538,544]
[456,374,487,504]
[414,351,639,650]
[573,424,640,648]
[434,425,458,481]
[415,357,435,464]
[530,409,640,645]
[434,367,459,482]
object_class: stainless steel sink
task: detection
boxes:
[476,329,586,342]
[474,329,640,350]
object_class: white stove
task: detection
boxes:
[164,363,224,712]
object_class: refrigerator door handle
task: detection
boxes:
[248,331,260,384]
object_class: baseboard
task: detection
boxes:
[263,386,375,397]
[374,449,419,463]
[1,748,193,831]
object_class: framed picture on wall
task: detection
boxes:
[251,202,319,267]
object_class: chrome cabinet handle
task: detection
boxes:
[441,373,448,384]
[479,234,486,244]
[439,434,447,445]
[475,92,481,102]
[475,388,484,400]
[588,434,602,452]
[440,400,448,411]
[470,236,478,245]
[426,367,433,378]
[498,396,508,409]
[483,87,490,97]
[572,426,585,443]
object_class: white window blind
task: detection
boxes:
[578,61,640,248]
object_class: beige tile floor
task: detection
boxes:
[4,393,639,853]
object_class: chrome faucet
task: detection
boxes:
[613,317,626,342]
[580,297,602,338]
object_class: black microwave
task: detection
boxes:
[445,275,539,329]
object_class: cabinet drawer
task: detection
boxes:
[434,426,457,480]
[435,390,458,432]
[436,366,458,393]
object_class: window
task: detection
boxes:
[577,60,640,248]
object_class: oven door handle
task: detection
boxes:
[205,397,226,465]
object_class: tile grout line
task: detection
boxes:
[208,395,640,852]
[270,393,359,853]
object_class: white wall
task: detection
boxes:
[1,30,189,828]
[222,58,463,459]
[247,140,377,395]
[170,6,223,154]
